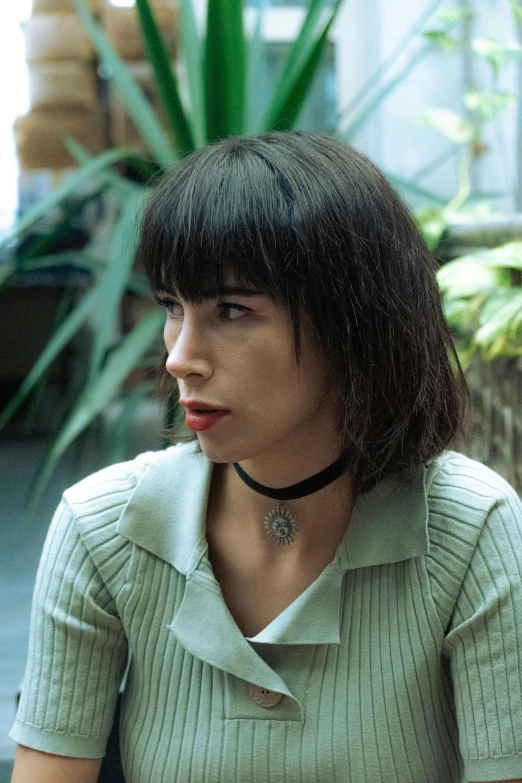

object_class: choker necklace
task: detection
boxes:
[233,453,348,545]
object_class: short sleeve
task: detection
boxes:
[442,485,522,782]
[9,498,129,758]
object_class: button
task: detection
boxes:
[248,683,283,708]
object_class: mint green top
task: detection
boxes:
[10,443,522,782]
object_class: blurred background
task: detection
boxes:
[1,0,522,775]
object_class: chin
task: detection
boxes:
[195,436,236,464]
[196,432,267,466]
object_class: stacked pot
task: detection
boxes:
[15,0,105,172]
[14,0,178,172]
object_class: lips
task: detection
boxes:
[183,408,230,432]
[179,400,230,413]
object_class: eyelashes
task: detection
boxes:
[154,295,251,321]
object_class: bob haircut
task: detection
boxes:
[136,130,468,495]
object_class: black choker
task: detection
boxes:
[233,452,349,500]
[232,453,349,545]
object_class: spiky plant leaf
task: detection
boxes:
[0,286,100,430]
[135,0,196,155]
[205,0,246,139]
[71,0,177,166]
[178,0,205,146]
[87,192,148,384]
[24,311,165,519]
[0,148,136,249]
[264,0,342,131]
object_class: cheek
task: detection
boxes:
[239,339,324,414]
[163,320,172,349]
[238,335,295,387]
[163,319,182,353]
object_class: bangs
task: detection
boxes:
[136,140,301,309]
[134,131,468,492]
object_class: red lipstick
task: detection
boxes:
[180,400,230,432]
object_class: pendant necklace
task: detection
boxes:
[232,452,349,546]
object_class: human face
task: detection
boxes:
[159,283,340,478]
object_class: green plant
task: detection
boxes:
[415,2,522,247]
[1,0,350,515]
[417,4,522,366]
[0,0,489,515]
[438,242,522,366]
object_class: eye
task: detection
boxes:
[218,302,250,320]
[165,301,182,318]
[155,295,182,318]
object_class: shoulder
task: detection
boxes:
[61,441,202,569]
[63,441,199,517]
[422,451,522,625]
[425,450,522,537]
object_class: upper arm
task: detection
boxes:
[11,745,102,783]
[442,484,522,783]
[9,499,128,759]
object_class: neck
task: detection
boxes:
[208,457,354,561]
[233,440,342,488]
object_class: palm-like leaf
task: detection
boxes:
[64,136,140,202]
[205,0,246,139]
[71,0,177,166]
[0,252,104,292]
[336,0,446,126]
[342,43,433,141]
[178,0,205,146]
[264,0,342,131]
[87,192,148,384]
[105,382,155,465]
[24,311,165,520]
[0,286,101,430]
[18,0,481,514]
[246,5,265,134]
[135,0,196,155]
[272,0,326,95]
[0,147,135,249]
[385,173,446,205]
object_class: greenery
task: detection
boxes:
[420,3,522,364]
[0,0,520,514]
[438,242,522,366]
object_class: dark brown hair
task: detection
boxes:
[136,130,468,494]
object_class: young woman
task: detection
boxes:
[10,132,522,783]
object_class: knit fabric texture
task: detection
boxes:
[10,443,522,783]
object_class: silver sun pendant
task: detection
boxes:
[263,503,300,545]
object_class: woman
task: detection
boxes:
[10,131,522,783]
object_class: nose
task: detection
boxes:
[164,318,213,380]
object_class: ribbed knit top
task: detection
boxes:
[10,443,522,783]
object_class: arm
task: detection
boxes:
[442,482,522,783]
[11,745,101,783]
[9,499,128,762]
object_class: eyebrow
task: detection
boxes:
[156,286,268,301]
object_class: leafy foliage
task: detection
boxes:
[2,0,348,514]
[3,0,517,514]
[438,243,522,365]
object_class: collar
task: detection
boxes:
[117,442,429,700]
[117,440,429,577]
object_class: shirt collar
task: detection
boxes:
[117,443,429,694]
[117,441,429,576]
